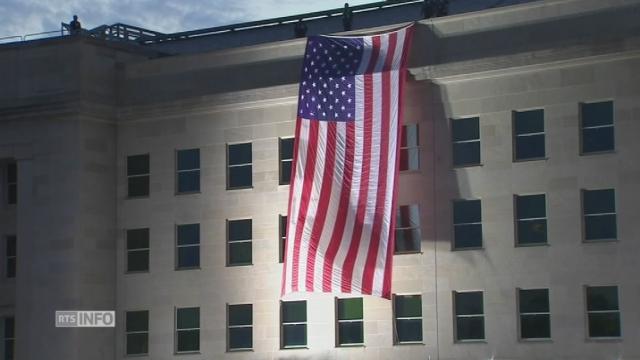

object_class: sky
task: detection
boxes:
[0,0,375,38]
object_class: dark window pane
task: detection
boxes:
[452,118,479,142]
[7,184,17,204]
[177,149,200,171]
[280,216,287,263]
[128,176,149,197]
[588,313,621,338]
[515,134,545,160]
[127,155,149,175]
[283,301,306,323]
[228,242,252,265]
[5,339,14,360]
[514,110,544,134]
[229,165,252,189]
[520,289,549,313]
[517,219,547,245]
[4,317,14,337]
[126,311,149,332]
[521,314,550,339]
[228,143,252,166]
[456,317,484,340]
[455,292,483,315]
[177,330,200,352]
[453,142,480,166]
[395,228,421,253]
[6,258,16,278]
[177,308,199,329]
[396,319,422,342]
[283,324,307,347]
[6,237,16,257]
[517,195,546,219]
[7,163,17,183]
[583,127,614,153]
[177,171,200,193]
[587,287,619,311]
[228,219,252,241]
[582,101,613,127]
[395,295,421,317]
[396,205,420,229]
[177,246,200,268]
[229,327,252,349]
[585,215,617,240]
[584,189,615,214]
[454,200,481,224]
[127,250,149,272]
[177,224,199,245]
[401,124,419,147]
[338,298,363,320]
[454,224,482,249]
[127,229,149,250]
[126,333,148,355]
[338,322,363,345]
[400,148,420,171]
[280,161,292,185]
[229,304,252,326]
[280,138,294,160]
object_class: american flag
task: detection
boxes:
[282,25,414,299]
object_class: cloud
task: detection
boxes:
[0,0,372,38]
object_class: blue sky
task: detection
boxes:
[0,0,375,38]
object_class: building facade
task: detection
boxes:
[1,0,640,359]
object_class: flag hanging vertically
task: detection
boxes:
[282,24,414,299]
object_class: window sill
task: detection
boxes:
[281,346,309,350]
[227,186,254,191]
[175,191,201,196]
[580,149,616,156]
[394,341,424,346]
[174,351,201,355]
[586,337,622,342]
[454,339,487,344]
[337,344,365,348]
[452,163,483,169]
[583,238,618,244]
[226,263,253,267]
[125,270,150,275]
[451,246,484,252]
[513,157,548,163]
[515,242,549,248]
[227,348,254,353]
[175,266,201,271]
[519,338,552,343]
[394,250,422,255]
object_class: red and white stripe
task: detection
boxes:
[282,25,413,299]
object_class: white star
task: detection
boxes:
[323,83,328,88]
[322,112,326,116]
[329,90,333,95]
[347,98,352,103]
[323,98,327,102]
[341,105,345,110]
[335,84,340,88]
[335,98,339,103]
[313,48,317,52]
[317,104,321,109]
[302,81,306,85]
[347,83,352,88]
[304,67,308,72]
[329,105,333,110]
[335,112,339,117]
[318,90,322,95]
[347,113,351,117]
[341,91,346,96]
[301,95,305,99]
[311,96,316,101]
[312,82,316,87]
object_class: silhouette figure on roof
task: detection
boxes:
[70,15,82,35]
[294,19,307,38]
[342,3,353,31]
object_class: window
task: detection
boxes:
[176,224,200,269]
[454,291,485,341]
[581,101,614,154]
[395,205,421,254]
[227,143,252,189]
[228,304,253,351]
[127,154,149,198]
[453,200,482,249]
[126,229,149,273]
[227,219,252,266]
[279,138,294,185]
[5,236,15,278]
[452,117,480,166]
[583,189,616,241]
[515,194,547,246]
[176,307,200,353]
[3,317,14,360]
[400,124,419,171]
[6,163,16,205]
[281,301,307,349]
[176,149,200,193]
[586,286,620,338]
[126,311,149,355]
[336,298,364,346]
[279,215,287,263]
[393,294,422,344]
[513,109,545,160]
[518,289,550,340]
